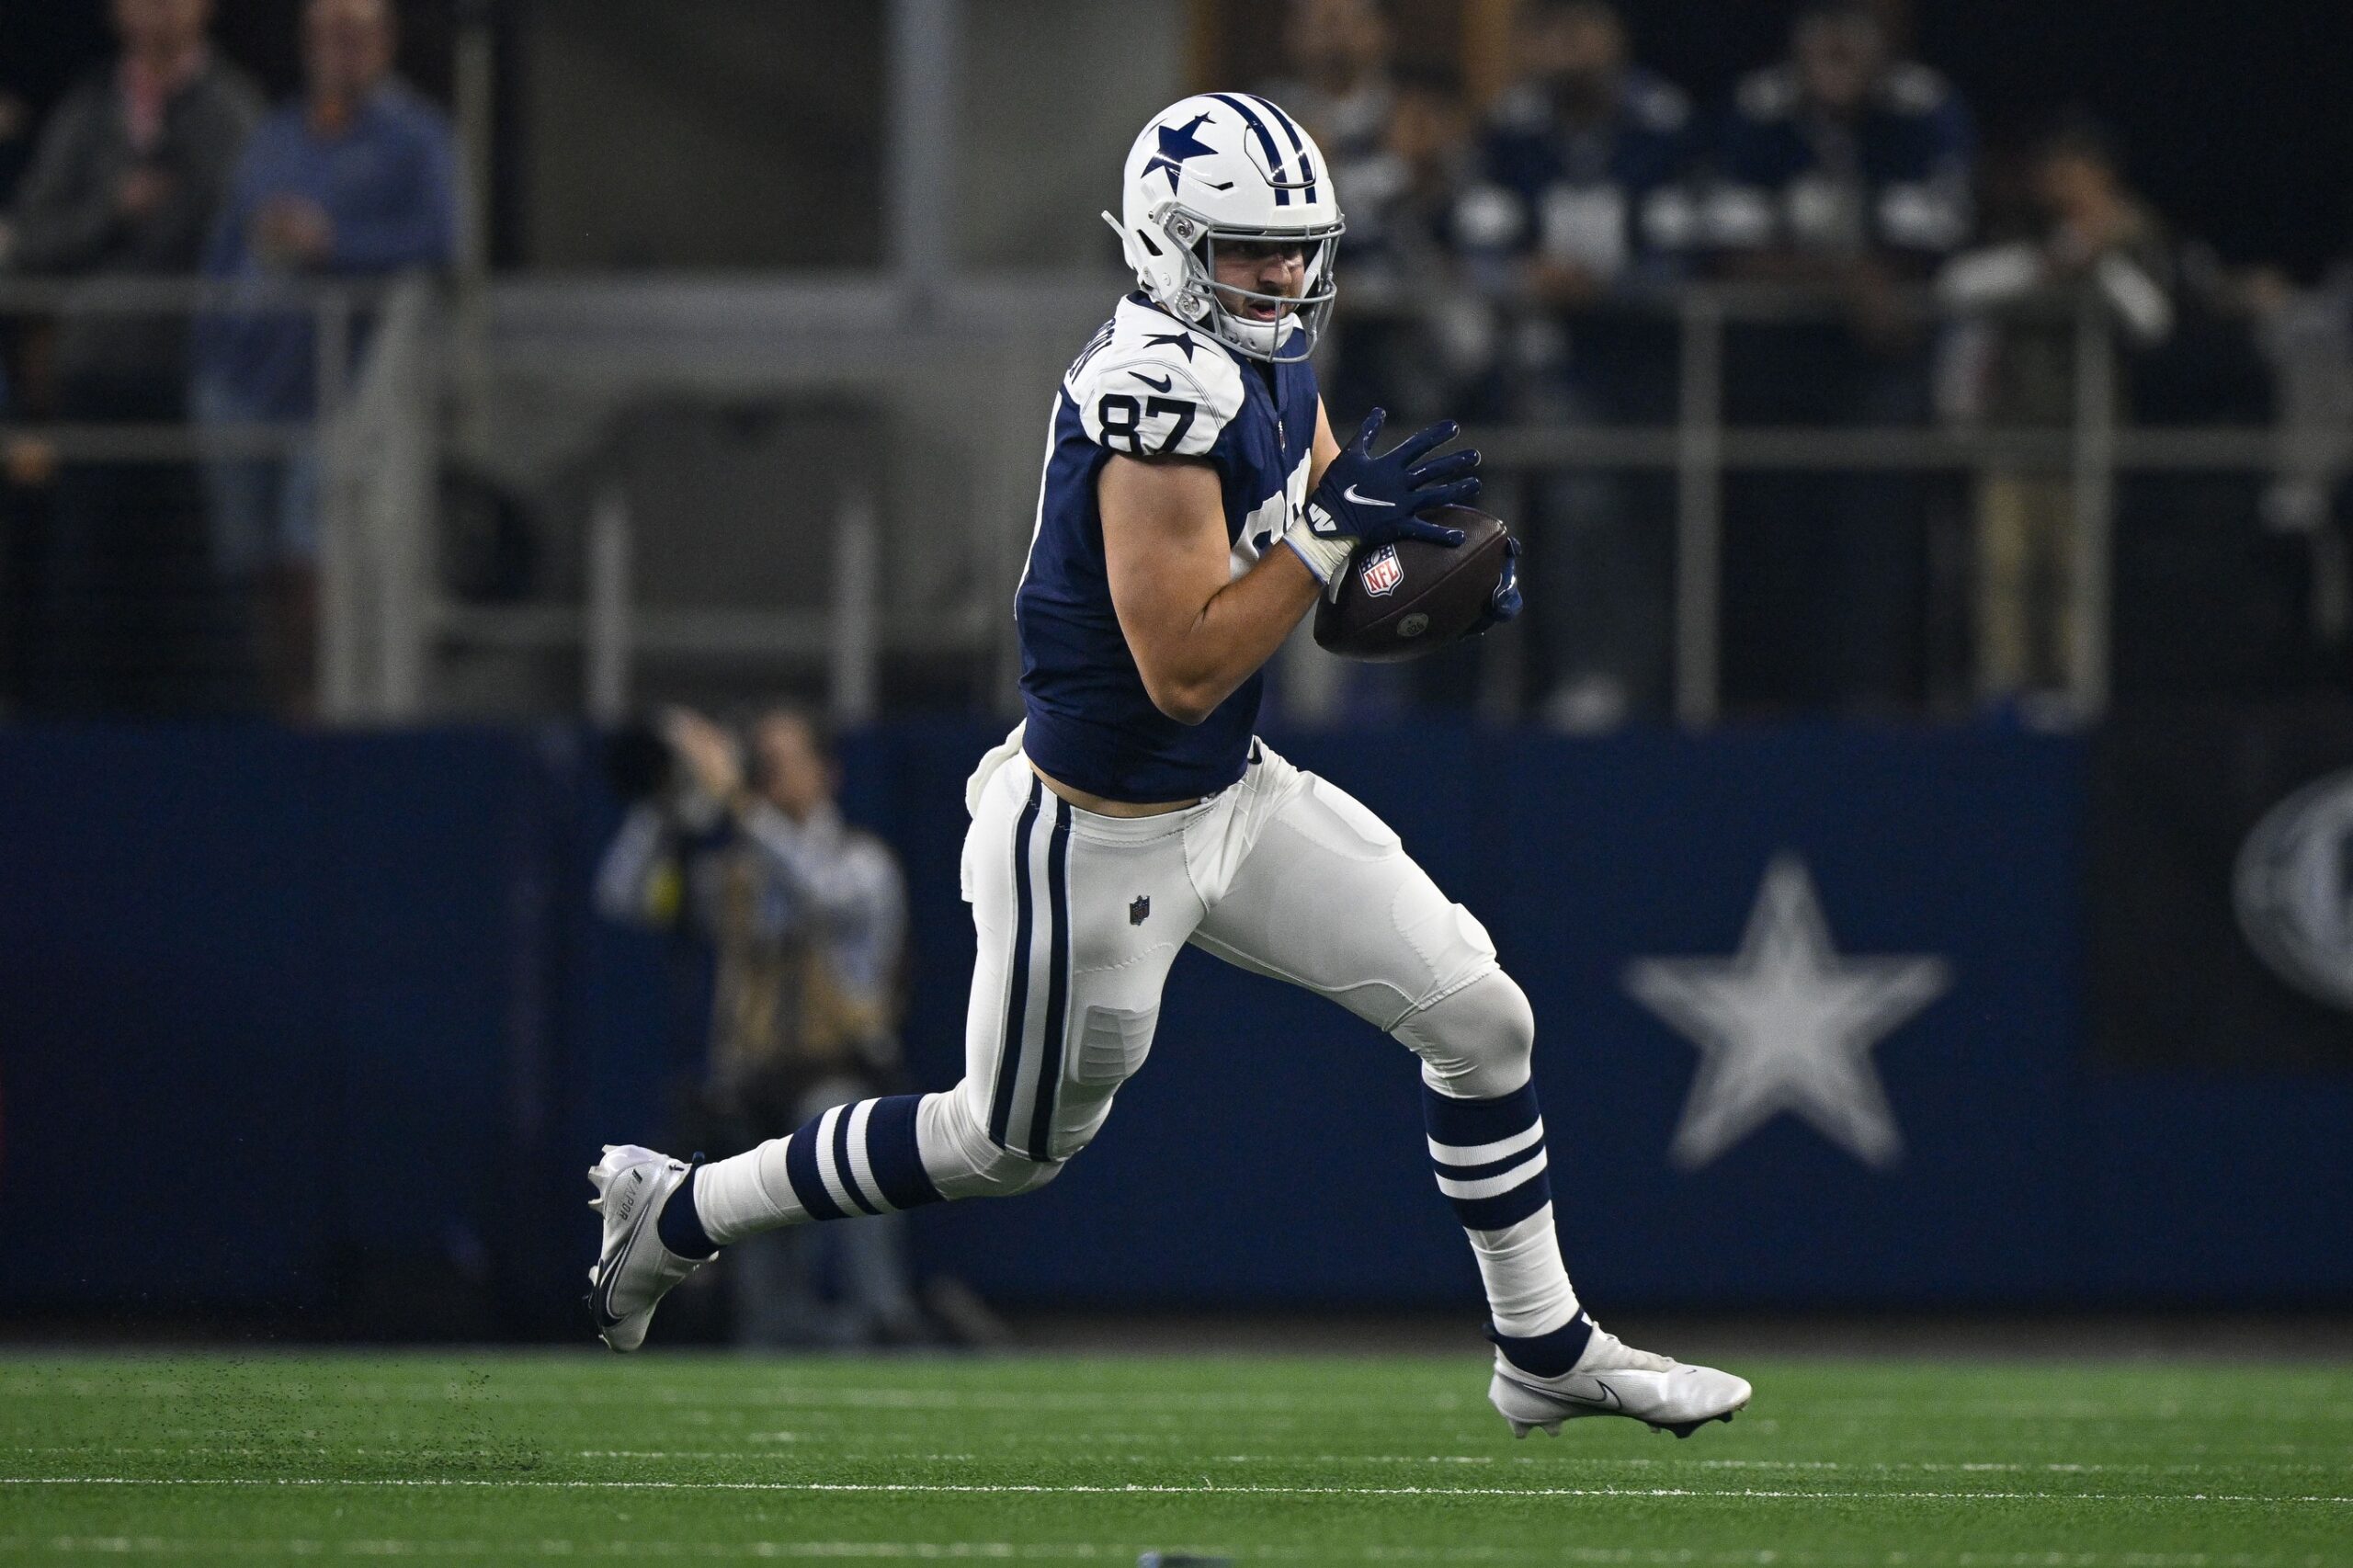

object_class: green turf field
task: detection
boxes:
[1,1351,2347,1564]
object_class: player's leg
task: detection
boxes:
[1183,754,1585,1360]
[1187,744,1750,1435]
[690,769,1197,1222]
[591,761,1198,1349]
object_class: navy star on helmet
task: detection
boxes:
[1145,112,1225,195]
[1102,93,1345,364]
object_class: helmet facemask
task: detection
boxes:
[1159,205,1343,364]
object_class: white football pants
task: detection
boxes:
[922,726,1529,1187]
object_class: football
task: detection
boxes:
[1312,506,1513,663]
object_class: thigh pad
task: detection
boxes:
[1190,767,1499,1029]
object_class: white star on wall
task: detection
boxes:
[1623,853,1952,1171]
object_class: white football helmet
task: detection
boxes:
[1104,93,1346,364]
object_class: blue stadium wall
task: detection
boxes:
[0,720,2346,1330]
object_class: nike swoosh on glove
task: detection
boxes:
[1286,408,1481,584]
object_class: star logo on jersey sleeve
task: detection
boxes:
[1623,853,1951,1171]
[1143,331,1199,360]
[1145,112,1228,195]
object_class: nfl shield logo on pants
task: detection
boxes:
[1358,545,1404,597]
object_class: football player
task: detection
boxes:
[588,94,1750,1440]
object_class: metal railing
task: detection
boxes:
[0,274,2303,727]
[0,274,425,719]
[1443,283,2283,725]
[571,480,884,726]
[0,274,382,455]
[454,275,1093,722]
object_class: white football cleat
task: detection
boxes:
[585,1143,711,1352]
[1490,1324,1751,1439]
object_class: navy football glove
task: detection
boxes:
[1286,409,1482,584]
[1463,534,1523,638]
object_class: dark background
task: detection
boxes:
[1634,0,2353,274]
[7,0,2348,275]
[0,0,460,106]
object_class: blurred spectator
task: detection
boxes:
[3,0,260,713]
[0,89,33,216]
[0,85,28,411]
[1260,1,1488,428]
[0,87,35,701]
[3,1,256,286]
[1937,119,2175,710]
[2248,256,2353,671]
[596,706,927,1349]
[1709,0,1973,288]
[1263,0,1396,206]
[195,0,457,718]
[1452,0,1702,728]
[1456,0,1699,310]
[0,87,19,709]
[1709,1,1975,714]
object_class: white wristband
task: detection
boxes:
[1284,505,1355,586]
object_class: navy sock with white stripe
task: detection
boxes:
[1424,1079,1592,1378]
[655,1166,718,1257]
[691,1093,946,1244]
[784,1095,946,1220]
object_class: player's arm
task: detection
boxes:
[1307,397,1343,490]
[1103,396,1483,726]
[1100,454,1322,727]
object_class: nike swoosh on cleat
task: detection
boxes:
[1342,484,1393,507]
[588,1167,657,1330]
[1583,1377,1623,1411]
[1513,1372,1623,1413]
[1131,371,1173,392]
[588,1233,631,1329]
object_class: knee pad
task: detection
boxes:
[917,1086,1068,1200]
[1393,969,1535,1100]
[950,1143,1065,1201]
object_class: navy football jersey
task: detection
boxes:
[1017,293,1319,803]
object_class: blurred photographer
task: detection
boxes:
[596,704,925,1347]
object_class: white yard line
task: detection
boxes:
[6,1379,2347,1429]
[6,1541,1123,1561]
[2,1476,2347,1506]
[9,1449,2297,1481]
[0,1538,2336,1567]
[5,1449,2319,1479]
[555,1452,2312,1477]
[0,1380,1343,1415]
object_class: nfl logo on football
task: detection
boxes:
[1359,545,1404,597]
